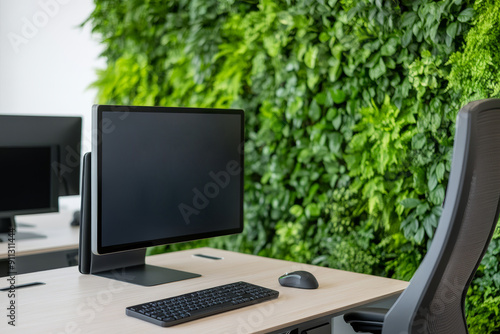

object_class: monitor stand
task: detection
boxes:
[0,216,47,242]
[79,152,200,286]
[90,248,201,286]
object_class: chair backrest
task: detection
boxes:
[382,99,500,334]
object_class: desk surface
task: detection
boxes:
[0,247,408,333]
[0,210,79,259]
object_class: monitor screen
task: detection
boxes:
[0,146,59,218]
[0,115,82,196]
[92,105,244,255]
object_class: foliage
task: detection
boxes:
[466,226,500,333]
[448,0,500,106]
[86,0,500,332]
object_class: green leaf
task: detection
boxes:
[304,45,319,69]
[411,219,419,233]
[412,133,426,149]
[401,12,417,27]
[263,36,280,58]
[315,92,327,105]
[457,8,474,22]
[446,22,458,38]
[416,202,430,215]
[349,132,367,149]
[369,58,386,80]
[326,107,338,121]
[431,206,443,218]
[306,184,320,203]
[309,100,322,121]
[305,203,321,218]
[436,162,445,181]
[401,198,421,209]
[332,114,342,130]
[381,37,398,56]
[319,32,330,43]
[428,174,438,191]
[329,132,343,154]
[330,89,346,104]
[429,185,446,205]
[307,71,320,90]
[328,58,342,82]
[415,227,425,244]
[290,205,303,217]
[368,195,382,214]
[401,28,413,48]
[423,215,436,238]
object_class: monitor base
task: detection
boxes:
[0,217,46,242]
[0,217,13,234]
[86,247,202,287]
[94,264,201,286]
[0,231,47,242]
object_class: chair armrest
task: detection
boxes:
[343,308,388,333]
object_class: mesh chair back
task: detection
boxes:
[383,99,500,334]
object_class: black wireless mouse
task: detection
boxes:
[278,270,319,289]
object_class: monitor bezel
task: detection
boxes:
[91,105,244,255]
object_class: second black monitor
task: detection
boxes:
[0,115,82,196]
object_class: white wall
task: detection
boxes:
[0,0,104,209]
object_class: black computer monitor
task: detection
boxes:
[0,115,82,196]
[86,105,244,286]
[0,146,60,240]
[0,115,82,240]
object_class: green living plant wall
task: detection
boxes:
[85,0,500,332]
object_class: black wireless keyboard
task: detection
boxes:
[125,281,279,327]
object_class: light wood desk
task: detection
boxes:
[0,247,408,333]
[0,210,80,275]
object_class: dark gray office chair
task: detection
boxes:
[344,99,500,334]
